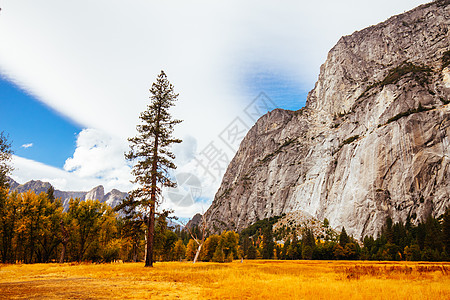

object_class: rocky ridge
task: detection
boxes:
[204,1,450,239]
[7,177,127,210]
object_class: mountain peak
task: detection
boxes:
[8,179,127,211]
[85,185,105,201]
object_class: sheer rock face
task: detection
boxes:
[85,185,105,203]
[186,213,203,230]
[204,1,450,239]
[104,189,128,208]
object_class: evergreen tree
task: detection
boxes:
[443,208,450,255]
[384,217,394,244]
[404,244,421,261]
[161,230,178,261]
[289,234,300,260]
[240,235,251,259]
[344,242,359,260]
[333,244,345,259]
[424,215,443,252]
[0,132,13,189]
[261,226,274,259]
[302,228,315,248]
[115,196,146,262]
[153,212,178,261]
[416,222,426,250]
[275,244,282,259]
[339,227,350,247]
[302,245,313,260]
[123,71,182,267]
[247,242,257,259]
[281,238,290,259]
[302,228,315,260]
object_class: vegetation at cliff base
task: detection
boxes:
[237,211,450,262]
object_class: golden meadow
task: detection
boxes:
[0,260,449,299]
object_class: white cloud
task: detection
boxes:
[11,129,134,192]
[21,143,33,149]
[161,198,210,220]
[11,155,131,192]
[172,135,198,166]
[63,128,134,191]
[64,128,130,179]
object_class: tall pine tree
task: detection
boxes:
[124,71,182,267]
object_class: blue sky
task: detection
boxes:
[0,0,428,218]
[0,76,81,168]
[244,71,308,111]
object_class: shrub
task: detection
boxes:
[385,103,432,125]
[380,62,431,87]
[443,50,450,69]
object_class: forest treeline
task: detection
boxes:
[0,187,239,263]
[0,187,449,263]
[240,210,450,261]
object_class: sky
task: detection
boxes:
[0,0,428,218]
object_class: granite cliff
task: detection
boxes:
[204,1,450,239]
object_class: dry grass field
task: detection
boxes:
[0,260,449,299]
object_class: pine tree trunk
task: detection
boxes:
[145,115,159,267]
[145,205,155,267]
